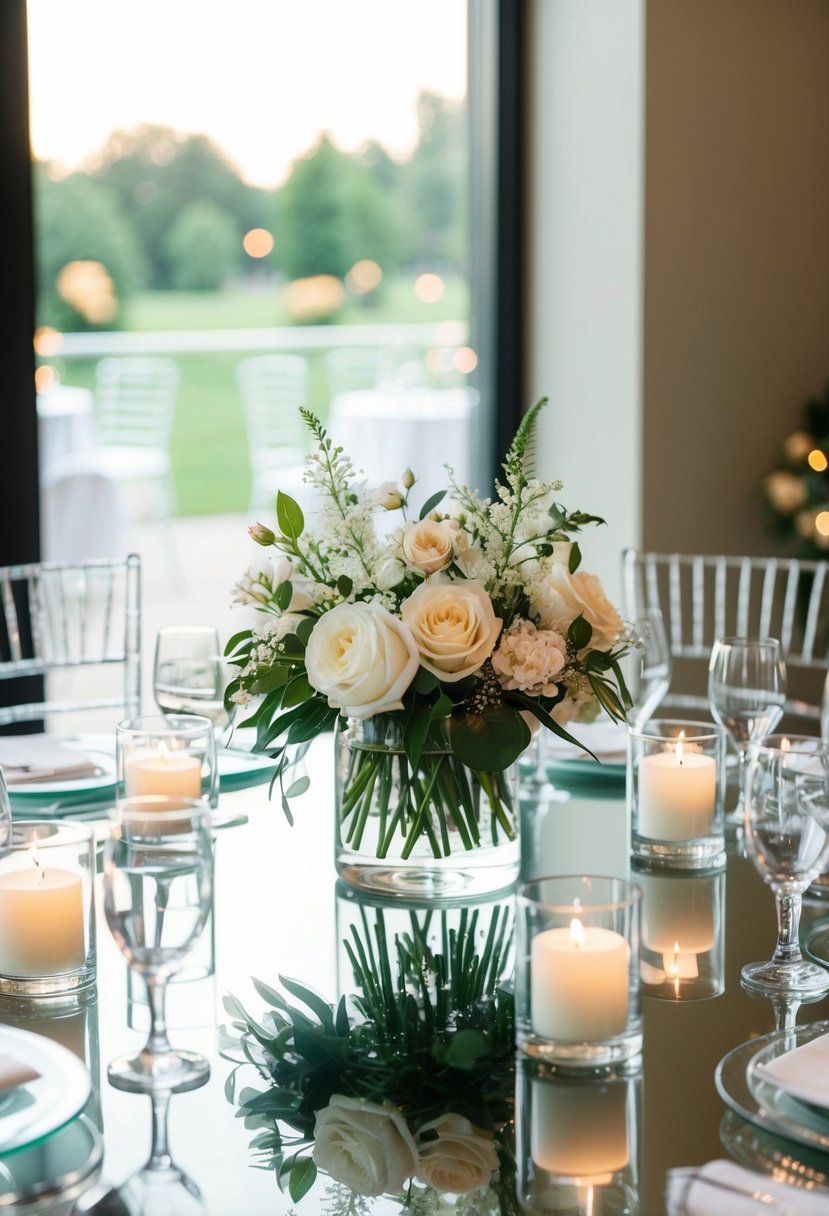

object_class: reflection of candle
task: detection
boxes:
[640,872,715,981]
[125,747,201,798]
[0,852,84,977]
[531,1077,630,1181]
[637,734,716,840]
[531,915,629,1041]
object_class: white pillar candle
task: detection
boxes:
[530,1077,630,1180]
[531,918,630,1042]
[637,736,716,841]
[0,861,84,978]
[125,748,202,799]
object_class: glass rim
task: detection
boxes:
[115,713,214,738]
[748,733,828,755]
[111,795,208,822]
[711,635,782,649]
[8,820,94,847]
[517,874,642,913]
[629,718,723,742]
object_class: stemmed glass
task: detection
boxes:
[153,627,233,741]
[620,609,672,731]
[708,637,787,820]
[103,797,214,1092]
[741,735,829,995]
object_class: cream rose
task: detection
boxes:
[313,1095,419,1197]
[305,601,419,718]
[531,566,623,650]
[415,1114,499,1195]
[400,579,502,682]
[491,619,567,697]
[401,519,455,575]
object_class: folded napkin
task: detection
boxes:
[666,1160,829,1214]
[753,1031,829,1112]
[0,1053,39,1093]
[544,720,630,762]
[0,734,98,786]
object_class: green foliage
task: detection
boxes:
[164,200,239,290]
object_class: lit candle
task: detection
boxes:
[124,745,202,799]
[637,733,716,840]
[640,872,715,981]
[0,850,84,978]
[531,912,630,1042]
[531,1077,630,1181]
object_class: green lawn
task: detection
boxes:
[50,276,469,516]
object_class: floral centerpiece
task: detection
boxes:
[762,380,829,560]
[225,398,630,892]
[221,902,518,1212]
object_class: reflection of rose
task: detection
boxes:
[401,520,455,575]
[305,601,418,718]
[415,1113,499,1194]
[531,566,622,650]
[401,579,502,682]
[313,1095,419,1197]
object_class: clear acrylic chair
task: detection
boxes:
[94,356,180,520]
[235,353,310,512]
[0,554,141,730]
[621,549,829,723]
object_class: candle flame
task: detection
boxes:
[676,730,685,765]
[570,917,586,947]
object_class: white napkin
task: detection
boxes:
[0,735,98,785]
[666,1160,829,1214]
[753,1031,829,1112]
[0,1053,39,1093]
[544,720,629,762]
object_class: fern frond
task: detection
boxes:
[502,396,549,485]
[299,406,326,445]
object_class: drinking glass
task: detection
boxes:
[0,770,10,847]
[153,627,232,738]
[103,797,213,1092]
[620,609,672,731]
[708,637,787,820]
[741,735,829,995]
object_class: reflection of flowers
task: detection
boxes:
[221,904,517,1211]
[761,381,829,558]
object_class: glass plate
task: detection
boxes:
[719,1109,829,1192]
[0,1024,91,1155]
[6,736,116,803]
[716,1022,829,1154]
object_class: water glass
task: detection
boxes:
[153,626,232,737]
[516,876,642,1070]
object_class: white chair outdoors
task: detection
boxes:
[0,555,141,729]
[94,356,180,520]
[621,549,829,723]
[325,347,387,398]
[236,353,310,512]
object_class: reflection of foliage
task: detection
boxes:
[761,381,829,561]
[221,904,518,1212]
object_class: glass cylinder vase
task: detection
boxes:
[334,716,520,899]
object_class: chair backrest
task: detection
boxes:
[0,555,141,727]
[236,354,309,461]
[95,357,180,450]
[325,347,389,398]
[621,549,829,722]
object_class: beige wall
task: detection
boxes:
[528,0,829,581]
[643,0,829,556]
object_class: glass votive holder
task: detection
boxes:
[636,867,725,1001]
[116,713,218,809]
[516,876,642,1070]
[516,1058,641,1214]
[0,821,96,997]
[629,719,726,870]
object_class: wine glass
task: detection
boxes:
[741,735,829,995]
[153,627,233,740]
[620,609,672,731]
[708,637,787,821]
[103,797,213,1092]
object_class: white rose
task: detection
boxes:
[531,566,623,650]
[400,579,502,683]
[401,519,455,575]
[415,1114,499,1195]
[551,541,573,566]
[305,601,419,718]
[313,1095,419,1197]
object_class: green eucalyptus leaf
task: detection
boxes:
[224,629,253,657]
[289,1158,317,1203]
[295,617,315,645]
[276,491,304,542]
[336,574,353,598]
[444,1028,487,1069]
[275,581,293,613]
[413,667,440,694]
[567,613,593,651]
[419,489,447,520]
[449,704,531,771]
[284,775,310,798]
[568,541,582,573]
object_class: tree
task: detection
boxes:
[397,91,467,269]
[165,200,238,290]
[274,134,395,281]
[34,166,145,330]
